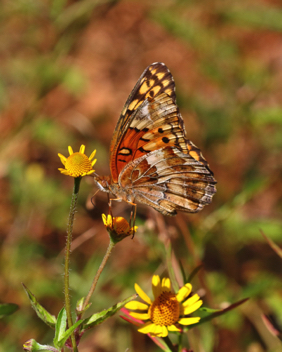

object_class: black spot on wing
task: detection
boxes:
[138,146,150,153]
[140,137,150,142]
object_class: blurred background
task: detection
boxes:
[1,0,282,351]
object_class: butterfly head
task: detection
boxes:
[93,174,111,193]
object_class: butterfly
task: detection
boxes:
[94,62,217,216]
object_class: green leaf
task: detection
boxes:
[0,303,18,318]
[189,298,249,328]
[56,320,83,349]
[76,296,92,315]
[53,308,83,349]
[22,284,56,328]
[53,308,67,348]
[82,293,137,331]
[23,338,58,352]
[199,307,222,313]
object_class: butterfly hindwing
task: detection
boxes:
[118,146,216,215]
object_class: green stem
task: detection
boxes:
[64,177,81,352]
[177,333,183,352]
[163,336,177,352]
[82,239,116,312]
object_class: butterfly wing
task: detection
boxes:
[110,62,176,182]
[109,62,216,214]
[118,146,216,215]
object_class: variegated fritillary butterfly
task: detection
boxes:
[94,62,216,216]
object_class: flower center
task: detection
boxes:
[113,217,130,235]
[149,291,180,326]
[65,153,92,177]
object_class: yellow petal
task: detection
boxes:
[89,150,96,161]
[161,278,171,292]
[152,275,161,299]
[160,325,168,337]
[102,214,107,226]
[91,159,97,167]
[129,312,150,320]
[151,325,168,337]
[182,300,203,315]
[178,317,200,325]
[182,293,200,307]
[86,170,95,176]
[176,283,192,302]
[68,146,73,155]
[58,153,67,165]
[59,169,69,175]
[107,214,113,227]
[167,324,181,332]
[134,283,152,305]
[79,145,85,154]
[125,301,149,311]
[138,322,156,334]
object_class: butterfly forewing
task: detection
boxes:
[110,63,176,182]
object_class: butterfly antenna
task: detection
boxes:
[108,194,114,218]
[90,189,100,207]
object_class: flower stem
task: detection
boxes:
[64,177,81,352]
[82,239,116,311]
[177,333,183,352]
[163,336,177,352]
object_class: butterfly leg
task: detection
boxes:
[108,196,122,218]
[127,201,137,238]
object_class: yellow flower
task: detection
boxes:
[125,275,203,337]
[58,145,96,178]
[102,214,138,242]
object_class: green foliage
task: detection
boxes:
[23,284,57,329]
[82,293,137,330]
[0,303,19,319]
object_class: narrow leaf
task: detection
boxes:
[262,314,282,341]
[53,308,67,348]
[261,229,282,258]
[82,294,137,330]
[165,241,179,293]
[178,260,187,284]
[56,320,83,349]
[187,264,203,284]
[188,298,249,328]
[76,297,91,315]
[22,284,56,328]
[120,307,143,327]
[0,303,18,318]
